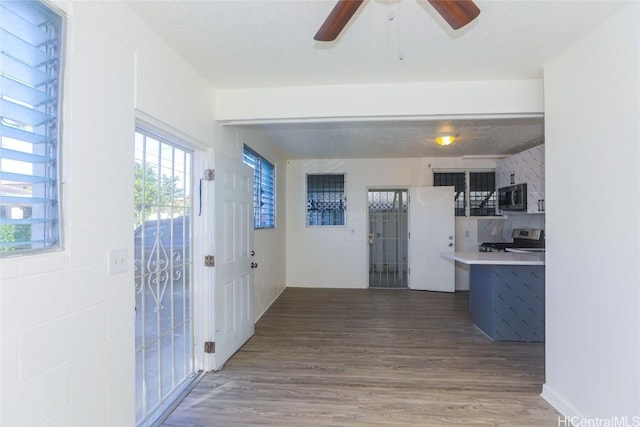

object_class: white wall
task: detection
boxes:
[214,125,288,319]
[74,2,216,144]
[286,157,495,289]
[0,1,217,426]
[542,2,640,420]
[214,80,543,122]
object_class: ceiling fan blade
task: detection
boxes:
[427,0,480,30]
[314,0,365,42]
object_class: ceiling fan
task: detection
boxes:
[314,0,480,42]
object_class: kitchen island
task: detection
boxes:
[442,251,545,342]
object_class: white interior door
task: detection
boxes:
[213,154,255,369]
[408,186,455,292]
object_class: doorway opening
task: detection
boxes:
[368,189,409,289]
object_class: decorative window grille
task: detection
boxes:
[307,174,346,226]
[434,170,496,217]
[243,145,275,229]
[0,1,63,254]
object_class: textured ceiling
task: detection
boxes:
[128,0,624,158]
[243,116,544,159]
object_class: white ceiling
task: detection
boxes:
[128,0,625,158]
[240,116,544,158]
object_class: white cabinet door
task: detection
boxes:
[495,158,511,190]
[524,145,545,213]
[495,145,545,213]
[213,154,255,370]
[408,186,455,292]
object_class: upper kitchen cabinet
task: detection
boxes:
[496,145,545,213]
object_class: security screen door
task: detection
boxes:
[368,189,409,288]
[134,130,195,425]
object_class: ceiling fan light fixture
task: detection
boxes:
[436,135,456,146]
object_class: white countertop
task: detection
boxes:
[441,251,545,266]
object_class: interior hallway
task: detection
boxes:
[162,288,559,426]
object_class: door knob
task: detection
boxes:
[449,236,453,240]
[448,243,454,247]
[251,262,258,269]
[250,250,255,257]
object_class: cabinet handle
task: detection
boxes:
[537,199,545,212]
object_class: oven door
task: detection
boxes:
[498,184,527,211]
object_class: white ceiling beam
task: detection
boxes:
[214,80,543,123]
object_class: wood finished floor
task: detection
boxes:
[162,288,559,426]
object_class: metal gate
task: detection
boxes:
[368,189,409,289]
[134,129,194,425]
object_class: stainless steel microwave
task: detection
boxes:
[498,183,527,211]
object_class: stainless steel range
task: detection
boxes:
[479,228,545,253]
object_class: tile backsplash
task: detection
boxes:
[478,214,545,243]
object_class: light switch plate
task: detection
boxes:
[108,249,129,275]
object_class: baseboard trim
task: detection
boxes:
[541,383,585,424]
[255,285,287,322]
[285,284,368,289]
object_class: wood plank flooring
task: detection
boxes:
[162,288,560,426]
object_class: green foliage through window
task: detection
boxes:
[134,162,185,224]
[0,224,32,252]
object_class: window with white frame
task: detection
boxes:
[306,174,346,226]
[243,145,275,229]
[434,170,496,217]
[0,1,64,254]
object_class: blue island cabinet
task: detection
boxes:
[469,265,545,342]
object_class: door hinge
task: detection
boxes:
[204,341,215,354]
[203,169,215,181]
[204,255,215,267]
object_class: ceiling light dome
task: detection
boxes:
[436,135,456,146]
